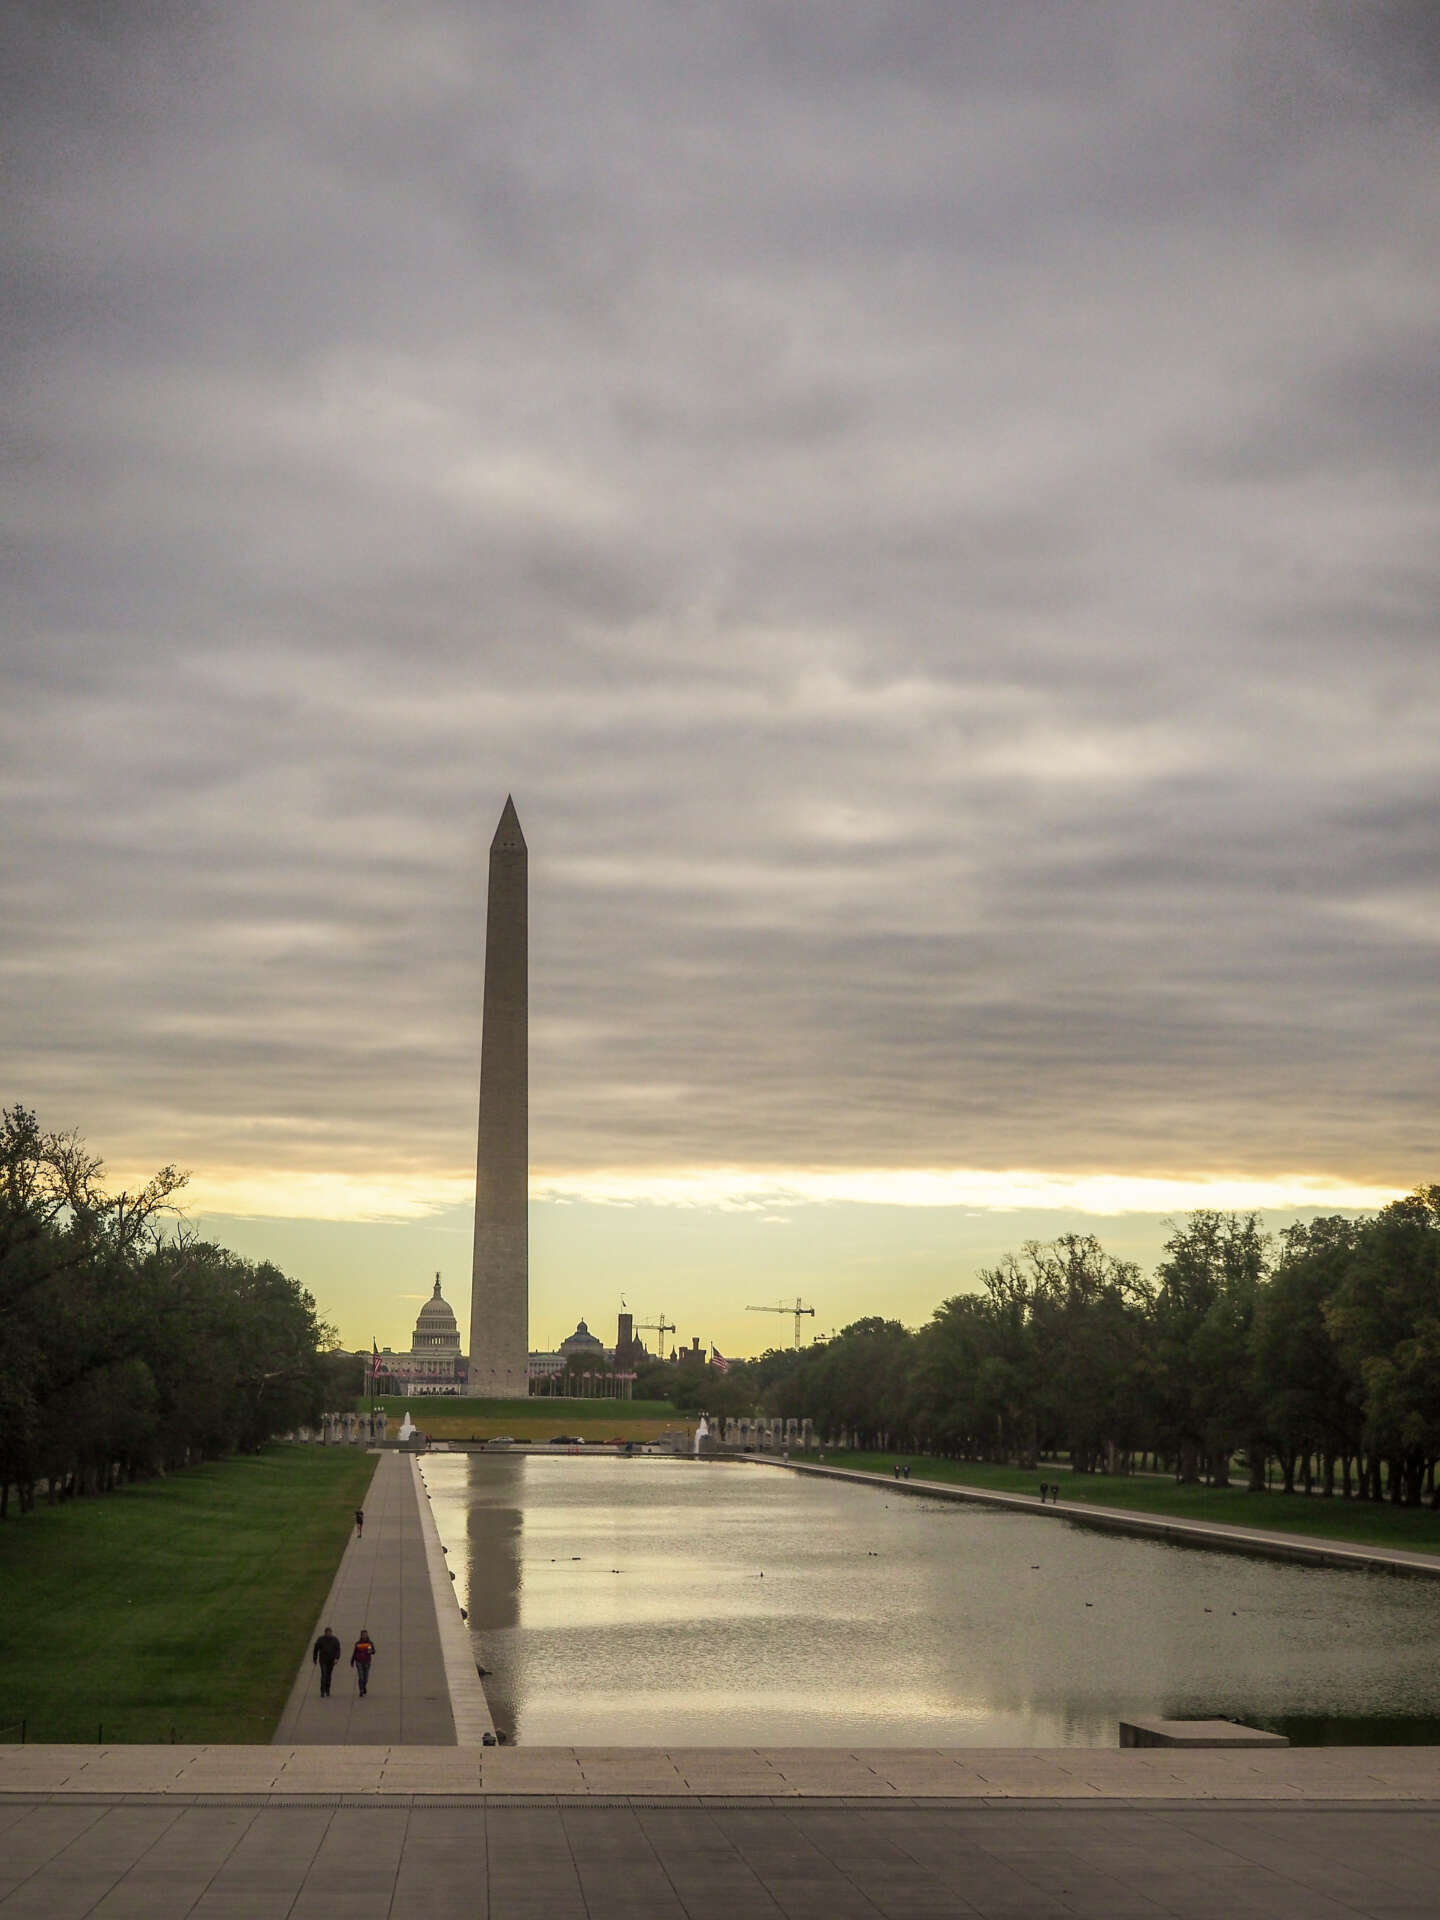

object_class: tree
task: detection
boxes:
[1006,1235,1151,1472]
[912,1294,1012,1459]
[770,1319,914,1447]
[0,1108,338,1512]
[1325,1188,1440,1504]
[1152,1212,1270,1485]
[1253,1217,1364,1494]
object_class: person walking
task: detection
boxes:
[312,1626,342,1698]
[354,1507,365,1539]
[351,1628,376,1696]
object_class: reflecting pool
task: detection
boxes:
[422,1455,1440,1747]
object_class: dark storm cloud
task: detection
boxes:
[2,0,1438,1201]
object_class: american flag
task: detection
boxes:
[371,1340,382,1381]
[710,1346,730,1373]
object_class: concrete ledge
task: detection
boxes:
[2,1792,1433,1813]
[412,1456,496,1744]
[1119,1717,1289,1748]
[5,1781,1439,1919]
[7,1745,1440,1801]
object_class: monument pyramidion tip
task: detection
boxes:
[491,794,525,853]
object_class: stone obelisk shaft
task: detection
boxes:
[468,796,529,1398]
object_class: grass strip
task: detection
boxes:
[362,1394,686,1442]
[829,1452,1440,1556]
[0,1444,378,1744]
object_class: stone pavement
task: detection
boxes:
[9,1743,1440,1799]
[1,1795,1439,1917]
[774,1458,1440,1579]
[272,1450,491,1747]
[9,1745,1440,1916]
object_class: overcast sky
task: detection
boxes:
[4,2,1437,1351]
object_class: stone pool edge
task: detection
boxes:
[8,1744,1440,1801]
[753,1455,1440,1580]
[412,1454,497,1743]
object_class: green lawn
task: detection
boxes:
[360,1394,684,1442]
[362,1394,678,1420]
[829,1452,1440,1556]
[0,1445,377,1744]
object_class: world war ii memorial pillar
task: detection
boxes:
[468,796,530,1398]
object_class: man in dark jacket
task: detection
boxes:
[312,1626,342,1697]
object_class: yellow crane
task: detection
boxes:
[746,1297,816,1348]
[635,1314,676,1361]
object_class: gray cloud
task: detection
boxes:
[2,0,1438,1202]
[1174,324,1440,483]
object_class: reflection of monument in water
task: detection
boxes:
[468,797,530,1398]
[463,1455,523,1737]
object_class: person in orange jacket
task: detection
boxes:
[351,1628,376,1695]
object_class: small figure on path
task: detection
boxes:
[1039,1482,1049,1502]
[312,1626,342,1697]
[354,1507,365,1538]
[351,1628,376,1696]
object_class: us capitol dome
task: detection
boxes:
[374,1274,464,1394]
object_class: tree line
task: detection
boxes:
[657,1191,1440,1504]
[0,1107,347,1516]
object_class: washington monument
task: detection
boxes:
[468,796,529,1397]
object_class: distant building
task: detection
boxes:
[614,1310,645,1371]
[528,1319,608,1378]
[376,1275,465,1395]
[561,1318,605,1359]
[527,1317,635,1397]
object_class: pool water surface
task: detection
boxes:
[423,1455,1440,1747]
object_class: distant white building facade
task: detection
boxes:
[374,1302,641,1398]
[376,1275,465,1395]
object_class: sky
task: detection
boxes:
[3,2,1437,1357]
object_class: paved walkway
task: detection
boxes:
[771,1458,1440,1578]
[1,1796,1438,1917]
[272,1451,491,1747]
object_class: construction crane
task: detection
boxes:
[746,1297,816,1348]
[635,1314,675,1361]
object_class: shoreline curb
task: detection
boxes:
[412,1456,496,1744]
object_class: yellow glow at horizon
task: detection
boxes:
[534,1167,1408,1213]
[162,1163,1408,1225]
[176,1168,476,1222]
